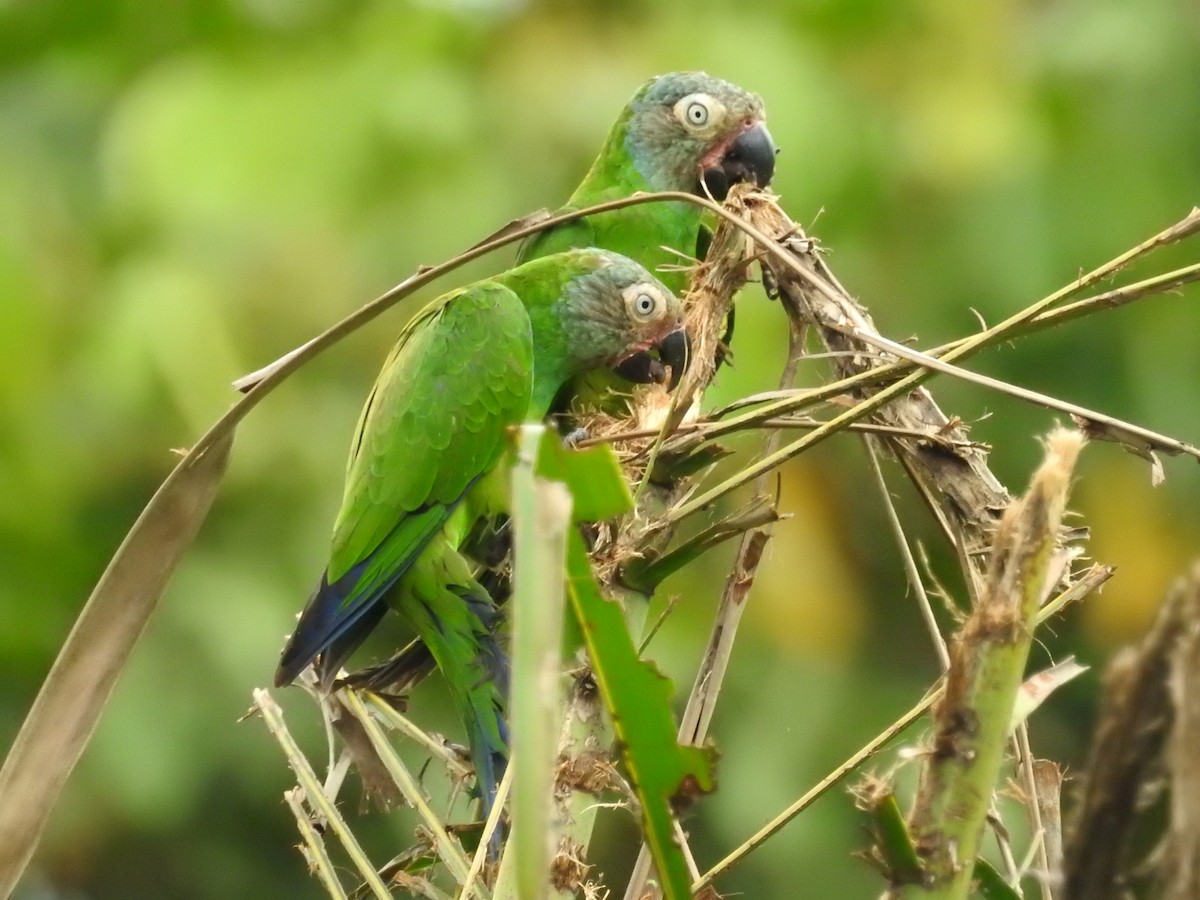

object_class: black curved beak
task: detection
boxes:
[700,122,777,200]
[611,327,691,392]
[657,327,690,391]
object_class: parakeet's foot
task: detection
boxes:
[338,640,435,695]
[562,427,590,448]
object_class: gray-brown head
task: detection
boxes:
[499,249,690,415]
[624,71,776,199]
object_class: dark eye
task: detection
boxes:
[686,101,709,126]
[634,293,658,316]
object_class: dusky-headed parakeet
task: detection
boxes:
[520,71,776,296]
[274,248,687,827]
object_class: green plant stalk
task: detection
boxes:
[500,425,573,900]
[543,581,651,895]
[908,640,1025,894]
[898,430,1083,899]
[555,668,621,891]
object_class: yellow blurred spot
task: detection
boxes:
[902,79,1030,182]
[1076,459,1197,646]
[749,460,865,658]
[852,0,1042,184]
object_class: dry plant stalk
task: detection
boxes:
[735,192,1013,598]
[1164,564,1200,900]
[1030,759,1065,891]
[1064,563,1200,900]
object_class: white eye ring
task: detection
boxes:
[624,285,662,319]
[674,93,722,131]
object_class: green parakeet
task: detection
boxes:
[274,249,687,830]
[520,71,776,296]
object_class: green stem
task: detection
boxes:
[897,431,1083,899]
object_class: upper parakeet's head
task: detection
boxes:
[623,71,776,199]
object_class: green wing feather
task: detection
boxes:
[275,282,533,686]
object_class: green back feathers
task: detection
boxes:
[329,282,533,582]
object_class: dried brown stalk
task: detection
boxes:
[1064,563,1200,900]
[1065,580,1178,896]
[1164,564,1200,900]
[730,193,1017,598]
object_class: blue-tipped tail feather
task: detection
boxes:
[274,503,459,688]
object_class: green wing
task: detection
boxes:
[275,281,533,685]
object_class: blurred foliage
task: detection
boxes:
[2,0,1199,897]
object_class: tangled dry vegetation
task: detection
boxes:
[250,190,1200,899]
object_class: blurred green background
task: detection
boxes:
[3,0,1199,897]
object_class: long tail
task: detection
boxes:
[401,575,509,854]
